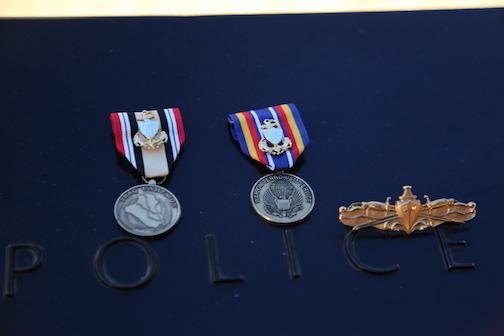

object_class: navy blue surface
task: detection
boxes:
[1,9,504,335]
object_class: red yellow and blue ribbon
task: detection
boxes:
[228,103,309,171]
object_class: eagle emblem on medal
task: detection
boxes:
[250,118,314,225]
[251,173,314,225]
[263,178,304,218]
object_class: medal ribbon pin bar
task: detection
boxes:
[110,108,185,236]
[228,103,314,224]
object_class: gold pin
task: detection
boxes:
[136,110,157,121]
[133,110,168,150]
[339,186,476,234]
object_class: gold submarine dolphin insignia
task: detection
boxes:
[338,186,477,234]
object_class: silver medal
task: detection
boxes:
[250,173,315,224]
[114,181,181,236]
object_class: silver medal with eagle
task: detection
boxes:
[250,173,315,224]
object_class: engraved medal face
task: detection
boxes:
[114,184,181,236]
[250,173,315,224]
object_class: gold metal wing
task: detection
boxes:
[339,186,476,234]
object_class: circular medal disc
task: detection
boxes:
[250,173,315,224]
[114,184,181,236]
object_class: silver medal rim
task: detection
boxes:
[249,173,315,224]
[114,184,181,237]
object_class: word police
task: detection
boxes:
[1,227,474,297]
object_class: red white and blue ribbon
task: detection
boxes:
[110,108,185,178]
[228,103,309,171]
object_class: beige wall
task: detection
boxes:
[1,0,503,18]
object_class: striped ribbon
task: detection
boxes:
[110,108,185,178]
[228,103,309,171]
